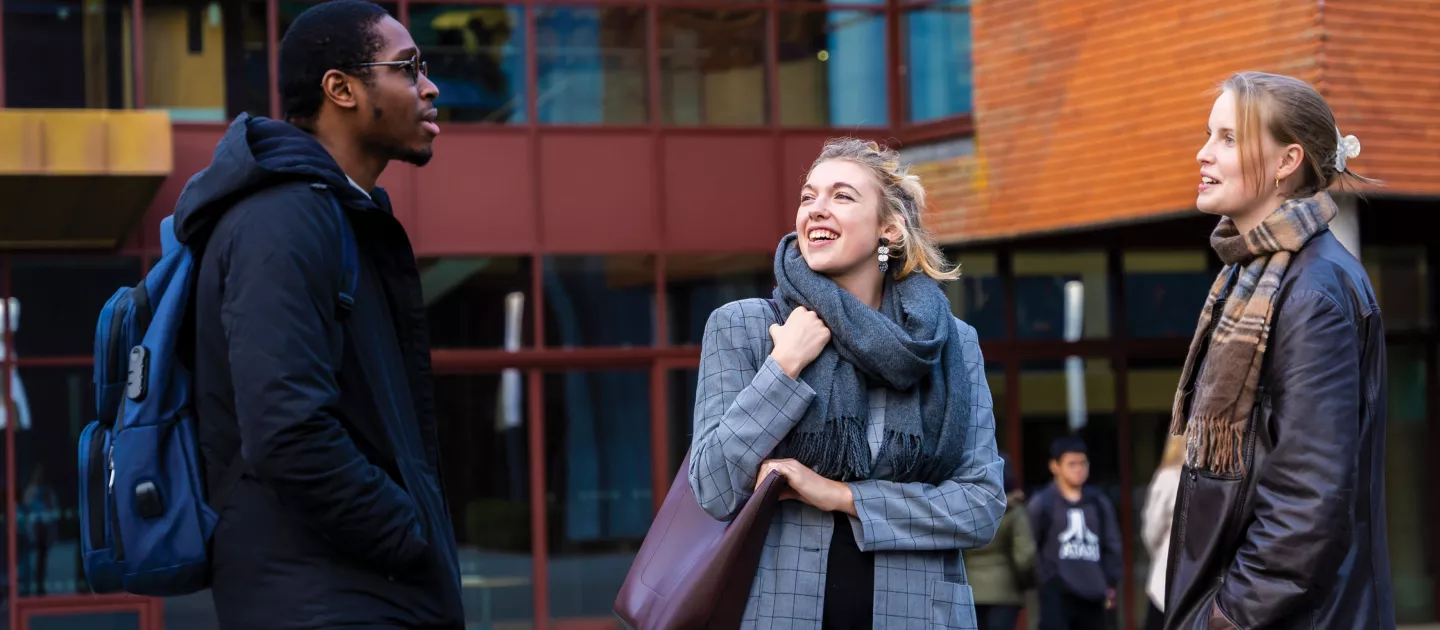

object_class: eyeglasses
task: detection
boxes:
[344,53,428,83]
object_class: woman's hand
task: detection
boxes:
[754,458,855,516]
[768,306,831,379]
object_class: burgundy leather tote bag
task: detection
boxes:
[613,452,787,630]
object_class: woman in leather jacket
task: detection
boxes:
[1162,71,1394,629]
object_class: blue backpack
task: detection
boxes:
[78,182,359,596]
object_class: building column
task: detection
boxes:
[1331,193,1361,258]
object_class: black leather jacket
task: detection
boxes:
[1163,230,1395,630]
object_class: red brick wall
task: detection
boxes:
[929,0,1323,244]
[1320,0,1440,196]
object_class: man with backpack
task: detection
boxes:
[1027,436,1122,630]
[175,1,457,627]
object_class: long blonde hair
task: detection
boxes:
[1159,434,1186,470]
[809,138,960,282]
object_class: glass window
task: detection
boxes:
[4,0,134,108]
[536,7,647,125]
[660,9,766,126]
[11,367,93,597]
[542,255,656,348]
[903,1,971,123]
[1363,246,1428,333]
[544,369,652,620]
[139,0,262,121]
[1384,345,1435,623]
[945,249,1003,340]
[27,612,139,630]
[422,256,533,349]
[777,10,887,127]
[668,368,699,480]
[986,361,1007,451]
[1014,251,1110,340]
[410,4,526,124]
[9,258,142,357]
[435,373,536,628]
[1123,250,1215,338]
[665,253,772,346]
[0,362,7,628]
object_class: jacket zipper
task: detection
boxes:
[1221,387,1264,550]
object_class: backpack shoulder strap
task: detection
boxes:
[312,183,359,320]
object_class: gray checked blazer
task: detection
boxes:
[688,298,1006,629]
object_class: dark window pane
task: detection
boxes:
[668,368,698,480]
[945,250,1003,340]
[544,369,652,620]
[985,362,1007,451]
[436,373,536,627]
[542,255,655,348]
[904,4,971,123]
[777,10,887,127]
[11,367,93,597]
[410,4,526,124]
[4,0,132,108]
[10,257,141,357]
[660,9,766,126]
[536,7,647,124]
[665,253,772,346]
[0,361,8,629]
[1014,251,1109,340]
[1363,246,1428,333]
[28,612,138,630]
[142,0,260,121]
[422,256,533,349]
[1123,250,1214,339]
[1385,345,1435,622]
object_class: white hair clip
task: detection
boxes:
[1335,128,1361,173]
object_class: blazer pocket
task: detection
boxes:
[929,580,979,630]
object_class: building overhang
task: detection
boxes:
[0,109,172,249]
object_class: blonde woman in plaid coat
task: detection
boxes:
[688,138,1006,629]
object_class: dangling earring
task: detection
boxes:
[878,238,891,273]
[1275,176,1282,190]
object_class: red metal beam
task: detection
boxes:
[526,369,549,630]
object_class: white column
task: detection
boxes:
[1331,193,1361,258]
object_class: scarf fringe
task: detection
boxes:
[1185,413,1247,476]
[787,422,936,482]
[788,416,872,481]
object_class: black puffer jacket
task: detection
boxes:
[176,114,463,629]
[1163,229,1394,630]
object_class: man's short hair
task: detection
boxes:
[1050,435,1087,461]
[278,0,392,129]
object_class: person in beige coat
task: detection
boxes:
[1142,436,1185,630]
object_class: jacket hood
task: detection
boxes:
[172,114,382,244]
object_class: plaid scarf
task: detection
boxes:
[1169,193,1337,475]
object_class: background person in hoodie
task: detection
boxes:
[172,1,462,628]
[964,451,1037,630]
[1027,436,1122,630]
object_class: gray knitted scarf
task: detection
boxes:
[771,233,972,485]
